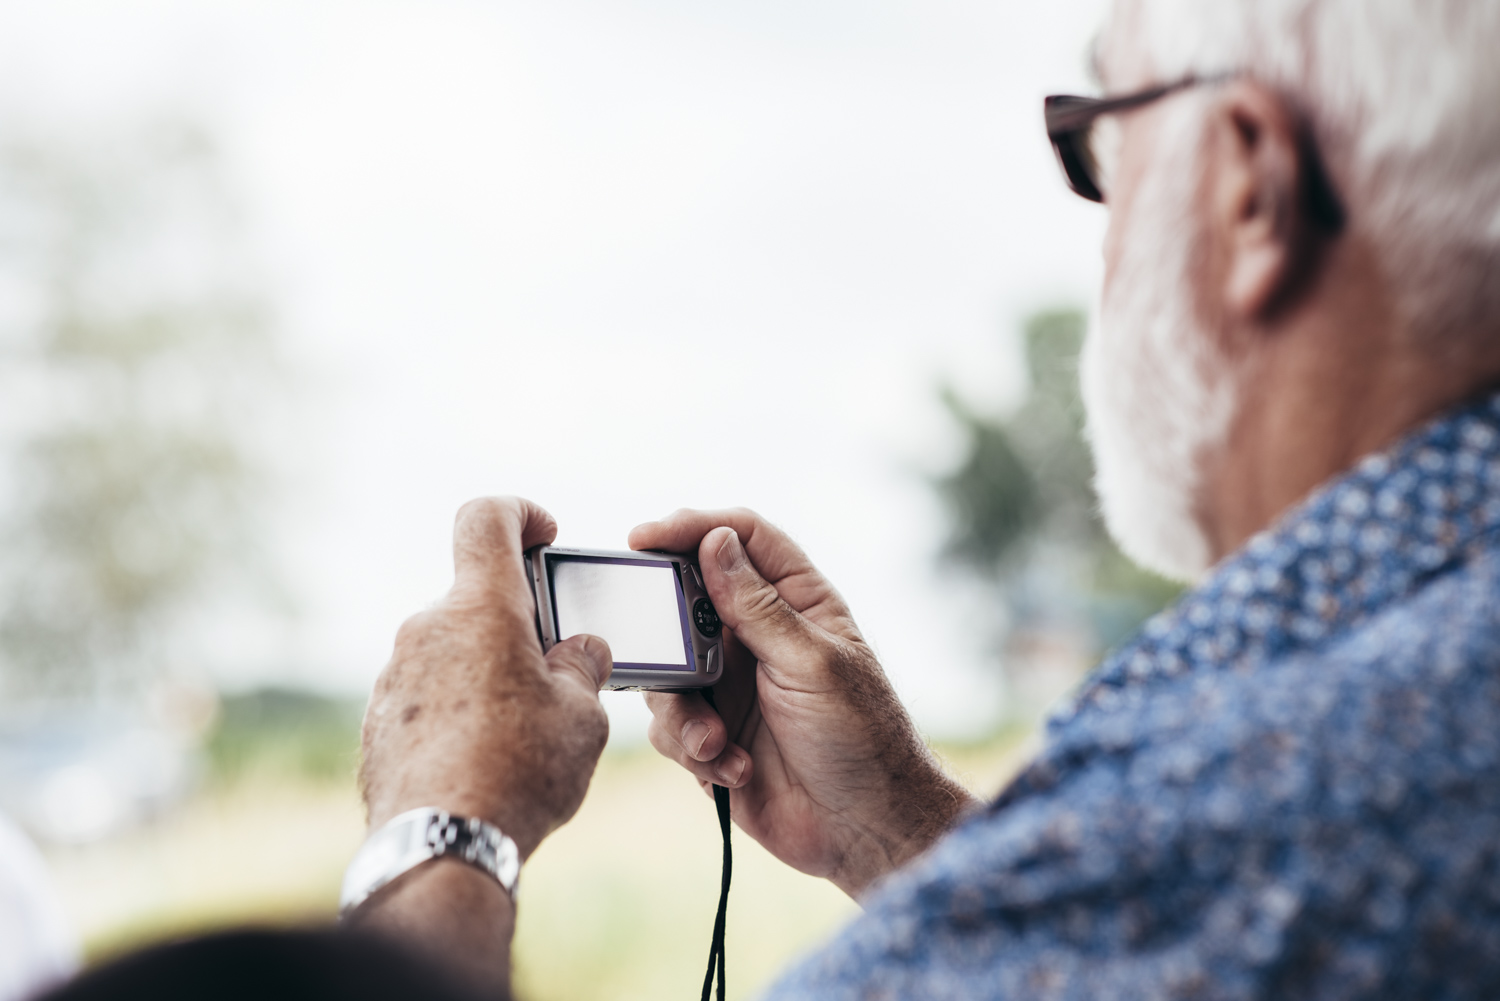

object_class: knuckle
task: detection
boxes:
[393,609,442,651]
[768,596,803,631]
[730,506,772,538]
[455,496,515,534]
[643,692,689,722]
[738,577,786,619]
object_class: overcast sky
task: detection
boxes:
[0,0,1110,741]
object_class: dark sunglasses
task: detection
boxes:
[1044,75,1227,203]
[1043,74,1345,230]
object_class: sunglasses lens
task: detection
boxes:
[1052,131,1103,203]
[1044,94,1121,204]
[1082,117,1122,201]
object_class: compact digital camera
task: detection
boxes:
[525,546,724,692]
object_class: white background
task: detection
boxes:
[0,0,1110,741]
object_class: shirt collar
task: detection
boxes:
[1054,389,1500,727]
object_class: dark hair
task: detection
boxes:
[39,929,491,1001]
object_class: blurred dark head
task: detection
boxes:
[38,930,490,1001]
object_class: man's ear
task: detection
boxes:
[1207,80,1322,322]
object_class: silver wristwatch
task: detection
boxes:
[339,807,521,918]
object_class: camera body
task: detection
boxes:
[526,546,723,691]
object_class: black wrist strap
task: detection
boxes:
[701,783,731,1001]
[701,690,732,1001]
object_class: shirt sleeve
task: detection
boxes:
[758,578,1500,1000]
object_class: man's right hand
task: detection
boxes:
[629,509,977,900]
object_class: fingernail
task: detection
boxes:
[715,752,746,786]
[716,530,745,573]
[683,721,711,759]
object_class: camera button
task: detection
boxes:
[693,597,722,638]
[706,646,719,675]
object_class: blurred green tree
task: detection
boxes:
[934,308,1179,699]
[0,121,286,702]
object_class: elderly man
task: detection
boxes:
[347,0,1500,997]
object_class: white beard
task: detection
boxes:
[1080,100,1238,582]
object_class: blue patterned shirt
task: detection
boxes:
[766,393,1500,1000]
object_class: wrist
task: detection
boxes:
[342,808,521,921]
[365,783,551,863]
[347,855,517,995]
[833,751,977,898]
[362,730,564,862]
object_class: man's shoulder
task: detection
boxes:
[957,543,1500,944]
[761,550,1500,1000]
[1044,538,1500,772]
[1317,535,1500,673]
[1235,538,1500,772]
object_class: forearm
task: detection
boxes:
[347,860,517,998]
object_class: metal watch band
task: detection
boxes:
[339,807,521,918]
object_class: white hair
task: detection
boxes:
[1105,0,1500,347]
[1084,0,1500,581]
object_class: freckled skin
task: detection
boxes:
[349,497,613,995]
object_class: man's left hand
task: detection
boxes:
[352,497,613,991]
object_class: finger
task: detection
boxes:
[647,712,753,788]
[451,496,557,603]
[631,508,854,628]
[700,526,839,678]
[643,691,728,762]
[545,634,613,693]
[628,508,719,554]
[628,508,807,585]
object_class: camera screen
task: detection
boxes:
[548,556,691,670]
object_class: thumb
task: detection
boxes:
[702,527,824,672]
[545,634,614,693]
[451,497,557,604]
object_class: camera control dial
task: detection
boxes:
[693,597,722,638]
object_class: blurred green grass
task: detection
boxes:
[43,689,1032,1000]
[205,687,366,786]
